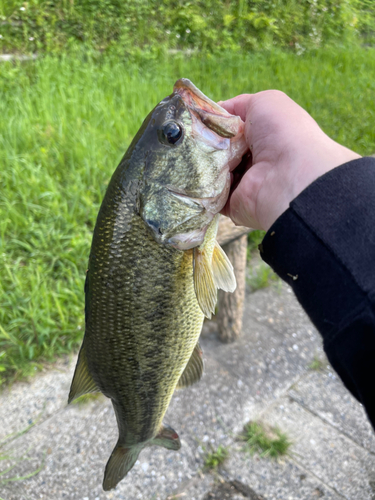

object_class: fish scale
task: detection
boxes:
[86,206,203,438]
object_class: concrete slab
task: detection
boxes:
[0,357,75,442]
[0,281,373,500]
[260,396,374,499]
[288,370,375,454]
[223,452,343,500]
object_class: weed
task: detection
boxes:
[0,420,45,486]
[0,452,45,486]
[247,260,279,292]
[308,355,326,371]
[241,421,291,458]
[203,445,229,470]
[247,230,266,255]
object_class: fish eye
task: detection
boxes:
[162,121,183,145]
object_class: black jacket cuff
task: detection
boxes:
[260,157,375,416]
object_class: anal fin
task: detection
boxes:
[68,345,99,404]
[150,424,181,451]
[176,342,204,389]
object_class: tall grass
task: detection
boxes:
[1,47,374,384]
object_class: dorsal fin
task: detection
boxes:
[212,240,237,293]
[68,345,99,404]
[176,342,204,389]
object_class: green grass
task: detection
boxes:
[247,260,280,292]
[203,445,229,470]
[0,450,45,487]
[246,230,280,292]
[1,46,375,385]
[247,230,266,255]
[242,421,291,458]
[308,355,327,371]
[1,0,373,55]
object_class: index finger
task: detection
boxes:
[217,94,254,121]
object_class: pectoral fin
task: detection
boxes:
[176,342,204,389]
[193,247,217,319]
[68,345,99,404]
[212,240,237,293]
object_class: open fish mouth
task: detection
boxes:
[173,78,247,172]
[173,78,244,143]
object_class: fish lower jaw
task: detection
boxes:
[167,225,209,250]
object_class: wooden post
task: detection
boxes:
[216,218,250,343]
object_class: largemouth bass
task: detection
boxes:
[68,79,248,490]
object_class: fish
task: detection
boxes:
[68,78,248,491]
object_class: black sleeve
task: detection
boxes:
[260,157,375,429]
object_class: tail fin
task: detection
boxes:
[102,442,142,491]
[102,425,181,490]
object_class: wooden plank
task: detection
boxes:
[217,216,252,246]
[217,234,248,342]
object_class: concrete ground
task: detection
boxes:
[1,280,374,500]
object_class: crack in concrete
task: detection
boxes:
[287,392,375,457]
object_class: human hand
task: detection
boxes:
[220,91,361,231]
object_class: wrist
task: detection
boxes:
[259,142,361,231]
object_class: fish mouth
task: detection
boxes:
[167,226,209,251]
[173,78,244,140]
[173,79,247,173]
